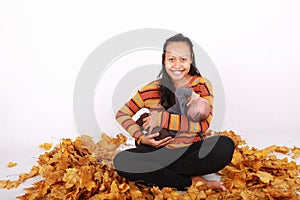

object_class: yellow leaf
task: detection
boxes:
[7,162,17,168]
[39,143,52,150]
[256,171,273,184]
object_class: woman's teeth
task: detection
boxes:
[173,71,182,75]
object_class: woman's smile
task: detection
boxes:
[171,70,184,75]
[164,42,192,87]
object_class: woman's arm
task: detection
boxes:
[160,100,212,133]
[164,78,213,133]
[115,91,145,141]
[115,81,173,147]
[144,77,213,133]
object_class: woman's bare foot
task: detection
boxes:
[191,176,226,191]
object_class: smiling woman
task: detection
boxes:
[164,42,193,87]
[113,33,235,191]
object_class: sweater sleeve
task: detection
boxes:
[160,77,213,133]
[115,90,145,141]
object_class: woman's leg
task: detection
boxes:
[113,136,235,190]
[113,144,192,190]
[169,135,235,176]
[168,135,235,191]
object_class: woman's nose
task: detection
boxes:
[174,59,182,66]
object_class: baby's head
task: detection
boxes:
[186,98,202,122]
[186,91,210,122]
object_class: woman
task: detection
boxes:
[113,34,235,191]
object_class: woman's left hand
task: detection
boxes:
[140,133,173,148]
[142,111,160,134]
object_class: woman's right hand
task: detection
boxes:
[140,133,174,148]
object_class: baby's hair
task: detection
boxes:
[187,99,201,122]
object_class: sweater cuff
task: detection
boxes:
[159,111,169,129]
[136,134,146,145]
[133,130,144,141]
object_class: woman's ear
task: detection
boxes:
[162,53,165,63]
[191,53,194,63]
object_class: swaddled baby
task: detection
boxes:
[136,88,210,140]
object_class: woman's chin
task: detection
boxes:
[171,76,189,84]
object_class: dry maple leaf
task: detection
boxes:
[39,142,53,150]
[256,171,273,184]
[7,162,17,168]
[274,146,291,154]
[292,146,300,159]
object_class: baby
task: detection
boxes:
[168,88,210,122]
[136,88,210,140]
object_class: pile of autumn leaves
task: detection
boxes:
[1,131,300,199]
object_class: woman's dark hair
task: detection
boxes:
[158,33,201,109]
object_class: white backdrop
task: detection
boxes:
[1,0,300,199]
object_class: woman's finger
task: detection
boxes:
[142,133,160,147]
[159,136,173,143]
[142,116,150,123]
[142,121,150,129]
[156,139,173,147]
[155,136,173,147]
[148,127,154,135]
[148,132,160,139]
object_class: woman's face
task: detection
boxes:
[164,42,192,86]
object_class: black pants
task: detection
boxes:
[113,135,235,190]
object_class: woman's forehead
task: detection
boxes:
[165,42,191,56]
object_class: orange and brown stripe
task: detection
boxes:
[115,76,213,147]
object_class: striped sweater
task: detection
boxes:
[115,75,213,148]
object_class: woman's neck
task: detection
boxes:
[173,75,193,88]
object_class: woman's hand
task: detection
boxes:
[142,111,160,134]
[140,133,174,148]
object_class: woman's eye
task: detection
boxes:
[169,58,174,62]
[181,58,187,61]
